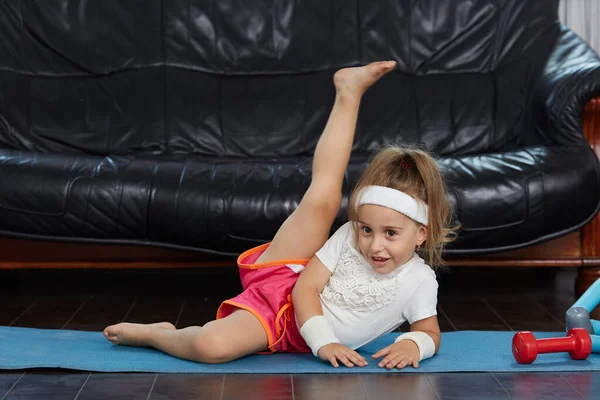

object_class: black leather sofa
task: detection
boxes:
[0,0,599,266]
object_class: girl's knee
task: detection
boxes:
[191,323,243,363]
[191,332,232,363]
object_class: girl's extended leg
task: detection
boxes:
[255,60,397,264]
[103,309,267,363]
[103,61,397,363]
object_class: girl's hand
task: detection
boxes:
[372,340,420,369]
[317,343,368,368]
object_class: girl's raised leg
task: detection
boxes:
[103,309,267,363]
[103,61,397,364]
[255,60,397,264]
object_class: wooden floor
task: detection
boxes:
[0,265,597,399]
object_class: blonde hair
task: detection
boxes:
[348,145,459,268]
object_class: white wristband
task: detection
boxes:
[394,332,436,361]
[299,315,340,357]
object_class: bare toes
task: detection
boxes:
[373,60,396,75]
[333,60,397,96]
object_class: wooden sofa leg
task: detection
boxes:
[580,216,600,296]
[576,265,600,298]
[576,264,600,319]
[579,97,600,297]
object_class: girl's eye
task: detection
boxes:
[386,230,397,237]
[361,226,371,234]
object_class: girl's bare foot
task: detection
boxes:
[103,321,176,346]
[333,61,397,98]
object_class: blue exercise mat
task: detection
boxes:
[0,326,599,373]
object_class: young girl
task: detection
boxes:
[104,60,457,370]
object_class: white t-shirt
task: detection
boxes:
[310,221,438,350]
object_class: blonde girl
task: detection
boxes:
[104,60,457,370]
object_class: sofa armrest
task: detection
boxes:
[532,26,600,146]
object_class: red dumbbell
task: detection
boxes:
[512,328,592,364]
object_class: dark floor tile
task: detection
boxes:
[149,374,224,400]
[561,372,600,399]
[0,296,36,326]
[0,265,592,399]
[123,296,185,325]
[553,268,579,295]
[293,375,366,400]
[428,372,510,399]
[437,306,456,332]
[361,374,439,400]
[222,374,292,400]
[495,372,583,399]
[11,295,90,329]
[437,267,568,297]
[0,373,24,398]
[0,268,242,298]
[63,294,135,331]
[75,373,156,400]
[532,292,576,329]
[1,371,89,400]
[437,296,510,330]
[176,297,226,328]
[482,294,564,332]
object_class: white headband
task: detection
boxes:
[355,185,428,225]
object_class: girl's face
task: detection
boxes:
[356,204,427,274]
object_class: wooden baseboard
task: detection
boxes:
[0,235,236,269]
[444,231,582,267]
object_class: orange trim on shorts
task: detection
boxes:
[216,300,276,353]
[270,295,293,352]
[237,243,310,270]
[216,296,295,355]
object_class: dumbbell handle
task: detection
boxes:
[536,336,581,354]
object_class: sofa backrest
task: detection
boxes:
[0,0,560,157]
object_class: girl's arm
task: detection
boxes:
[371,315,441,369]
[292,255,368,367]
[410,315,442,353]
[291,255,332,327]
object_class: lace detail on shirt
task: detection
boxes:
[320,243,404,312]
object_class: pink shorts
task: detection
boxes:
[216,243,312,354]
